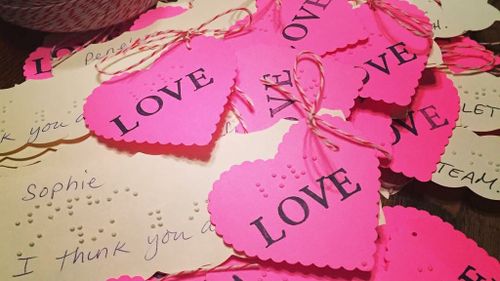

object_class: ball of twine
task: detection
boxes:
[0,0,158,32]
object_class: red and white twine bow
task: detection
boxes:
[261,51,391,160]
[367,0,433,38]
[95,7,253,76]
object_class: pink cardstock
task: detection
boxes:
[209,116,382,271]
[348,100,393,155]
[24,46,54,80]
[228,0,367,55]
[375,206,500,280]
[279,0,367,54]
[107,276,145,281]
[233,44,364,133]
[437,36,500,74]
[326,0,432,106]
[389,69,459,182]
[84,36,237,146]
[130,6,187,31]
[207,263,357,281]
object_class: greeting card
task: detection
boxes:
[452,72,500,132]
[408,0,500,38]
[0,118,293,281]
[23,5,188,81]
[432,128,500,200]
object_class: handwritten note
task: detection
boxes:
[0,118,292,281]
[432,128,500,200]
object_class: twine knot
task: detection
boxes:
[262,51,391,160]
[95,7,253,76]
[366,0,433,38]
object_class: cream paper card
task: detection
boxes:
[0,118,292,281]
[452,72,500,132]
[408,0,500,38]
[427,40,443,67]
[432,128,500,200]
[0,0,254,156]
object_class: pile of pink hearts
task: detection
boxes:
[74,0,499,279]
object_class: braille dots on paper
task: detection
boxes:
[148,209,164,228]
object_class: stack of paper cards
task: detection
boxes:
[0,0,498,280]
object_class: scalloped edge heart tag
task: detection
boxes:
[326,0,432,106]
[388,69,459,181]
[83,36,237,146]
[209,116,382,271]
[376,206,500,280]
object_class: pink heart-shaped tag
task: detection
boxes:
[389,69,459,181]
[228,0,367,55]
[209,116,382,271]
[24,46,54,80]
[327,0,431,106]
[374,206,500,280]
[233,44,364,133]
[279,0,367,54]
[206,258,360,281]
[84,36,237,146]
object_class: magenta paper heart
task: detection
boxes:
[326,0,431,106]
[279,0,367,54]
[106,276,145,281]
[373,206,500,280]
[233,44,364,133]
[389,69,459,181]
[84,36,237,146]
[24,46,54,80]
[209,116,382,271]
[206,260,358,281]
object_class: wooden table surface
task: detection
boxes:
[0,2,499,261]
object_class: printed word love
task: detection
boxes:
[388,70,459,181]
[111,68,214,136]
[209,116,382,270]
[251,168,361,248]
[84,36,237,146]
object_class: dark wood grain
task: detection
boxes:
[0,1,498,261]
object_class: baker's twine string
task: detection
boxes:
[157,263,258,280]
[95,7,253,76]
[437,41,498,75]
[261,51,391,161]
[230,84,255,134]
[366,0,433,38]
